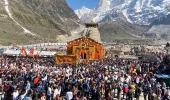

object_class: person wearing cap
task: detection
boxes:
[122,82,129,99]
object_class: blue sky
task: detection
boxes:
[66,0,99,10]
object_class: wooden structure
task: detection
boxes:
[55,55,76,64]
[55,37,105,64]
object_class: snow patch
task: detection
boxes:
[122,9,133,24]
[97,0,111,11]
[134,0,142,13]
[75,6,93,18]
[3,0,36,36]
[153,6,163,11]
[147,0,152,7]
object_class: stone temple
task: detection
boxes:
[83,22,102,43]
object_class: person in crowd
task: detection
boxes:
[0,49,169,100]
[66,88,73,100]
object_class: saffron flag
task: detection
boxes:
[21,47,27,56]
[29,48,38,57]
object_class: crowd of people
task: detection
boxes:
[0,51,170,100]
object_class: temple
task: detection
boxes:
[83,22,102,43]
[55,22,104,64]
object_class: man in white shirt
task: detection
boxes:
[47,87,52,100]
[53,87,61,99]
[19,89,28,100]
[13,89,19,100]
[26,81,31,91]
[66,91,73,100]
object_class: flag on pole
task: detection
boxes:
[21,47,27,56]
[29,48,38,57]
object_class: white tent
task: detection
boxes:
[119,55,138,60]
[3,49,56,57]
[3,49,20,56]
[38,51,56,57]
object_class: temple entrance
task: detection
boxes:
[80,52,87,59]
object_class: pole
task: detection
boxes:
[0,55,2,67]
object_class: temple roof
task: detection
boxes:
[85,22,98,27]
[67,37,102,45]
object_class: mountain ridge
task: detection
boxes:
[0,0,80,45]
[75,0,170,41]
[76,0,170,25]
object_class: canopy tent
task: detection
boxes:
[38,51,56,57]
[0,48,4,54]
[3,49,20,56]
[3,49,56,57]
[119,55,138,60]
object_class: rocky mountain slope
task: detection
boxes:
[76,0,170,41]
[0,0,79,45]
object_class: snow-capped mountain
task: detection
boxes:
[75,6,93,19]
[76,0,170,25]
